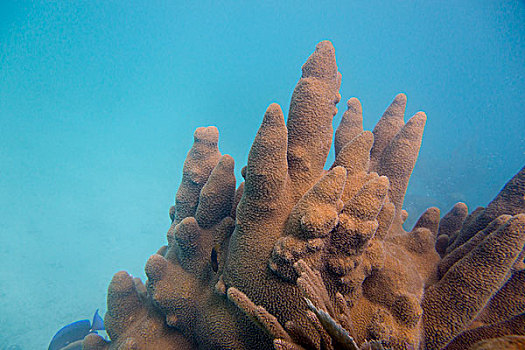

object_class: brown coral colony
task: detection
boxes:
[84,41,525,350]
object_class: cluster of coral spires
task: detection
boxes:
[84,41,525,350]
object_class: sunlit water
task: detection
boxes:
[1,2,523,348]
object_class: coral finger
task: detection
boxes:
[436,202,468,256]
[443,314,525,350]
[270,167,347,281]
[243,103,288,205]
[423,214,525,350]
[474,269,525,326]
[469,336,525,350]
[284,320,321,350]
[305,309,335,350]
[83,333,110,350]
[412,207,440,236]
[376,112,426,229]
[287,166,347,239]
[274,339,308,350]
[286,41,341,196]
[437,215,511,279]
[335,98,364,156]
[227,287,292,342]
[195,154,236,228]
[343,175,389,222]
[104,271,144,341]
[174,127,221,222]
[305,299,359,350]
[438,202,468,238]
[295,259,335,316]
[166,217,202,270]
[369,93,407,171]
[331,131,373,176]
[450,166,525,250]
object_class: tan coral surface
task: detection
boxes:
[85,41,525,350]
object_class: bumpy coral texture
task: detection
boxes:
[85,42,525,350]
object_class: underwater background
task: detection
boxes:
[0,1,523,348]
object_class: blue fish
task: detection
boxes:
[48,309,105,350]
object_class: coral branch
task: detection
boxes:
[227,287,293,342]
[376,112,427,229]
[287,41,341,196]
[448,166,525,251]
[369,93,407,172]
[195,154,236,229]
[423,214,525,349]
[174,126,221,222]
[334,98,364,157]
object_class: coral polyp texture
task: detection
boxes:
[84,41,525,350]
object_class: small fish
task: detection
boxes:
[211,244,219,272]
[48,309,104,350]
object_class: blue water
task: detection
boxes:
[0,1,523,348]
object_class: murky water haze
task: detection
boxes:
[1,2,523,348]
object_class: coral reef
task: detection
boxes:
[84,41,525,350]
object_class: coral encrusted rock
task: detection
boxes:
[85,41,525,350]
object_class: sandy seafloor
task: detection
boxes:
[1,2,524,349]
[0,196,170,349]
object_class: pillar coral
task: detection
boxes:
[84,41,525,350]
